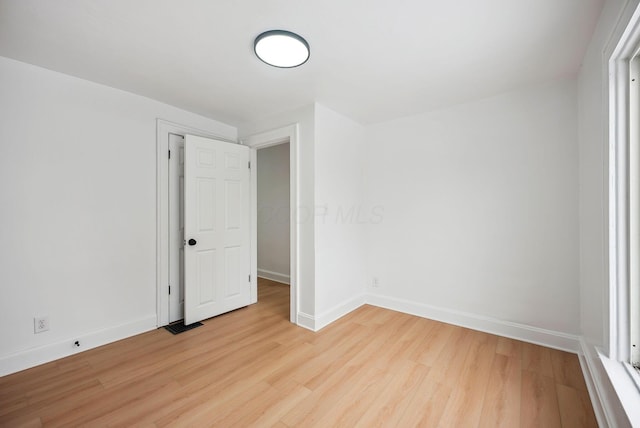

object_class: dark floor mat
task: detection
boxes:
[164,321,203,335]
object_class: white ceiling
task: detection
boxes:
[0,0,603,126]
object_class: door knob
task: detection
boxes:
[188,238,197,246]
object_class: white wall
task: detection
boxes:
[0,56,237,375]
[314,104,367,325]
[239,104,316,317]
[240,103,368,328]
[365,78,580,337]
[578,0,639,425]
[257,143,290,283]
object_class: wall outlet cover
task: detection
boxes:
[34,316,49,333]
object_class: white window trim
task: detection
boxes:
[630,56,640,369]
[607,1,640,420]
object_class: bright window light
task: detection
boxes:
[254,30,310,68]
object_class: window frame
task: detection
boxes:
[609,6,640,375]
[631,56,640,369]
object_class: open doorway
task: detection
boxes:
[244,124,299,324]
[256,143,290,320]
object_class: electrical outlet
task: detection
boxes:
[34,316,49,333]
[372,277,379,288]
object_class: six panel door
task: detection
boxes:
[184,134,250,325]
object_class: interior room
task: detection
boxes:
[1,0,639,426]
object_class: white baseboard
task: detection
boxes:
[296,294,367,332]
[0,315,157,377]
[257,269,290,285]
[366,293,580,353]
[578,339,610,427]
[315,294,367,331]
[296,312,316,331]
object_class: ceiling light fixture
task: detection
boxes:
[254,30,310,68]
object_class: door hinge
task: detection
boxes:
[248,161,251,169]
[168,285,171,295]
[168,150,171,159]
[248,274,251,283]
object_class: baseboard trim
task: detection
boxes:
[578,339,610,427]
[257,269,290,285]
[296,312,315,331]
[0,315,157,377]
[315,294,367,331]
[296,294,367,332]
[366,293,580,353]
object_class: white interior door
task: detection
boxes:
[184,134,251,325]
[168,134,185,323]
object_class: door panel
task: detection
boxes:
[225,246,242,297]
[184,134,250,325]
[197,178,216,231]
[196,249,216,304]
[225,180,242,229]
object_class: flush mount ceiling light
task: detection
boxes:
[254,30,310,68]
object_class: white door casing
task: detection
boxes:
[184,134,251,325]
[243,124,299,324]
[168,134,185,323]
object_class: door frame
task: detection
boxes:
[156,119,238,327]
[243,124,299,324]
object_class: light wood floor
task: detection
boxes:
[1,278,597,427]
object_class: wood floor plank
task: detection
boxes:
[393,377,452,427]
[550,349,588,390]
[496,336,522,358]
[305,364,390,427]
[478,354,521,428]
[399,318,437,362]
[521,342,554,377]
[41,374,173,427]
[372,316,427,369]
[556,383,599,428]
[82,380,183,427]
[156,340,315,424]
[520,370,562,428]
[0,396,28,418]
[579,386,599,426]
[1,379,105,427]
[0,415,43,428]
[148,378,246,426]
[298,324,376,391]
[352,359,430,427]
[422,326,474,387]
[413,320,457,368]
[0,278,597,427]
[280,360,379,426]
[244,381,312,427]
[311,366,391,427]
[195,381,287,427]
[437,331,497,427]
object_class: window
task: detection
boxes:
[601,5,640,423]
[611,27,640,376]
